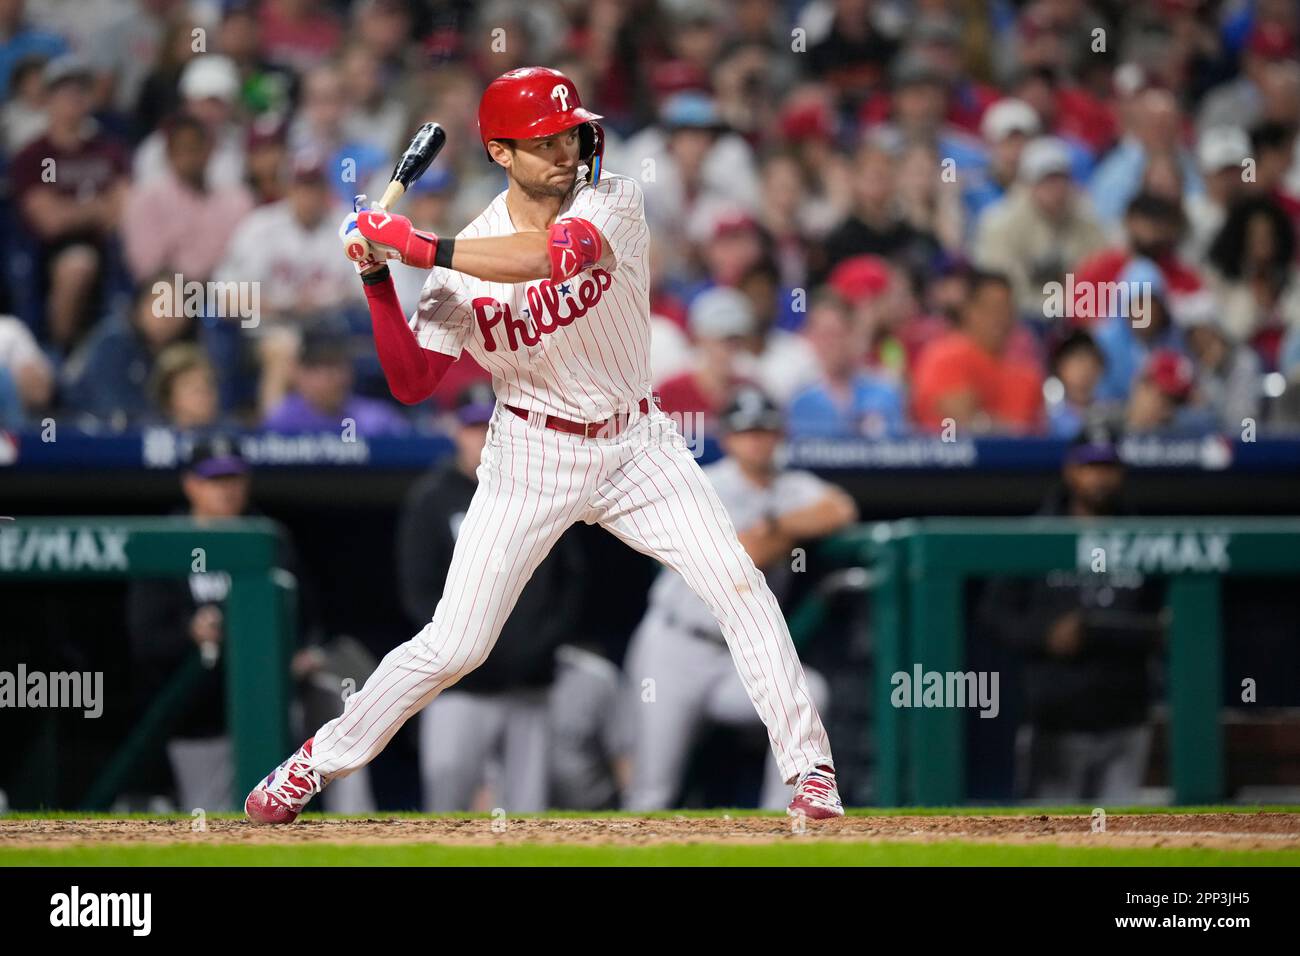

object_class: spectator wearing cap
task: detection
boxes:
[1044,329,1109,439]
[972,136,1106,323]
[1184,127,1253,262]
[1088,88,1203,230]
[134,55,247,190]
[397,382,584,812]
[963,98,1040,223]
[1125,348,1213,434]
[620,91,761,246]
[215,150,355,414]
[979,425,1165,803]
[126,435,328,811]
[121,113,255,284]
[0,313,53,427]
[786,288,906,439]
[9,55,129,348]
[1091,257,1188,403]
[824,254,937,379]
[655,286,757,430]
[1071,192,1212,327]
[623,384,852,811]
[912,270,1044,434]
[261,320,409,437]
[61,275,200,429]
[148,342,224,431]
[1205,194,1300,352]
[0,0,67,102]
[819,134,940,281]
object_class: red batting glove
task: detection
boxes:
[356,209,440,270]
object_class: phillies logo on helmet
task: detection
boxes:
[477,66,607,183]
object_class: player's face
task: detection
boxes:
[499,128,581,199]
[183,473,251,519]
[723,428,781,473]
[1063,461,1124,515]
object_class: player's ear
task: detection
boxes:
[487,139,514,170]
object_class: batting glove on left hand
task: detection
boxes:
[355,205,440,271]
[339,195,386,275]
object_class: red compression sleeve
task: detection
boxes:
[363,270,455,405]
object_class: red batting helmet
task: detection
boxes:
[478,66,606,185]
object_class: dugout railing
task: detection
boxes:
[822,517,1300,806]
[0,517,294,808]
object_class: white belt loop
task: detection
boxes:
[527,408,547,430]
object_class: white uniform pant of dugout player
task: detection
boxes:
[308,402,833,790]
[623,610,831,811]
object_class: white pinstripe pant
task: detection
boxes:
[309,403,833,789]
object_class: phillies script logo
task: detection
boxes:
[474,268,612,352]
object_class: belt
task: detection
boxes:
[505,398,651,439]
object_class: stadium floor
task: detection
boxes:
[2,808,1297,866]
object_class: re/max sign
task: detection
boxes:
[1076,531,1230,573]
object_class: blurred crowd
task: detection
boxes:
[3,0,1300,439]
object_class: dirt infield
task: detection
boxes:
[3,813,1298,852]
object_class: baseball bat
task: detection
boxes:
[344,122,447,262]
[378,121,446,209]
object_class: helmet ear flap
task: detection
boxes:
[579,121,605,185]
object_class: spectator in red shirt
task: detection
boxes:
[912,270,1045,434]
[10,56,128,349]
[1071,193,1211,327]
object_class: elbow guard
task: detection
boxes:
[547,217,603,283]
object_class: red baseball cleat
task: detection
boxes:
[244,738,322,825]
[787,764,844,819]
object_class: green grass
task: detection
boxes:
[3,840,1298,867]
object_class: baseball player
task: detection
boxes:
[245,66,844,823]
[624,386,856,811]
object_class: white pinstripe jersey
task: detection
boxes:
[409,172,652,422]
